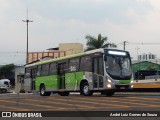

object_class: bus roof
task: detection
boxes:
[25,48,128,67]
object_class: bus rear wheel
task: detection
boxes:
[59,92,70,96]
[40,84,51,96]
[81,82,93,96]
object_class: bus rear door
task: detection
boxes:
[58,63,66,89]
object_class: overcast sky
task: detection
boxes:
[0,0,160,65]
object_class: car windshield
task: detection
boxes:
[105,56,132,80]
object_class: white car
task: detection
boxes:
[0,79,11,93]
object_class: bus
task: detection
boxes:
[24,48,133,96]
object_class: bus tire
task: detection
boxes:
[81,82,93,96]
[105,91,114,97]
[45,92,51,96]
[1,89,7,93]
[59,92,69,96]
[40,84,51,96]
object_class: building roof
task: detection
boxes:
[132,59,160,65]
[46,47,59,51]
[132,60,160,72]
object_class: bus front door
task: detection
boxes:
[31,68,36,91]
[93,57,104,89]
[58,63,66,89]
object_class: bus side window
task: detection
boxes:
[64,61,69,73]
[37,65,42,76]
[69,58,80,72]
[41,64,49,76]
[80,56,91,72]
[31,68,37,79]
[49,63,57,75]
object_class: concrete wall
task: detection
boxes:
[59,43,84,56]
[15,66,25,93]
[28,51,66,63]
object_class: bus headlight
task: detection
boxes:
[131,85,134,88]
[107,84,112,88]
[108,79,112,83]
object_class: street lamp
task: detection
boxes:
[22,19,33,64]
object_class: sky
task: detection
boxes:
[0,0,160,65]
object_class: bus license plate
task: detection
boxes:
[120,87,125,89]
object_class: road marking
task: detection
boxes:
[71,95,160,106]
[0,98,65,111]
[0,104,30,111]
[23,98,96,109]
[47,96,160,109]
[0,94,159,111]
[67,96,120,102]
[48,97,130,108]
[24,97,126,109]
[126,96,160,102]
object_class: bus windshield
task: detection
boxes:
[105,56,132,80]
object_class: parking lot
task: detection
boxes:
[0,92,159,112]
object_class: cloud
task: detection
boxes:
[18,0,151,25]
[0,0,160,64]
[148,0,160,10]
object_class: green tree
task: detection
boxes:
[85,34,117,51]
[0,64,15,78]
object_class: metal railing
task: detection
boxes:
[145,75,160,80]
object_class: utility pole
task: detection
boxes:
[123,41,127,50]
[22,11,33,64]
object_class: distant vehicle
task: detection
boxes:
[0,79,11,93]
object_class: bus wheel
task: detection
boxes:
[40,84,51,96]
[46,92,51,96]
[59,92,70,96]
[105,91,114,97]
[1,89,7,93]
[82,82,93,96]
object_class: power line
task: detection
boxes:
[0,51,25,54]
[124,42,160,45]
[118,41,160,50]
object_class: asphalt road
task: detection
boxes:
[0,92,159,120]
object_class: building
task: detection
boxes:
[14,66,25,93]
[28,43,84,63]
[138,53,156,61]
[132,61,160,80]
[28,51,66,63]
[59,43,83,56]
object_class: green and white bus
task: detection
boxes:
[24,48,133,96]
